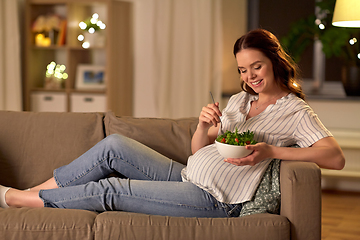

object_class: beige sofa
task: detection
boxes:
[0,111,321,240]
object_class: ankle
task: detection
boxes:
[5,188,22,208]
[4,188,13,207]
[5,189,44,208]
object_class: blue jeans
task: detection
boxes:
[39,134,241,217]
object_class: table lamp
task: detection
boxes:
[332,0,360,27]
[332,0,360,96]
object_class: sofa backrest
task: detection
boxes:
[104,111,198,165]
[0,111,105,189]
[0,110,198,190]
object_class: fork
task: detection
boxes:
[209,91,222,126]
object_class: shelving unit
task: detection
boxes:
[24,0,133,116]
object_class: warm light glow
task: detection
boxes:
[79,21,87,30]
[36,34,44,40]
[48,61,56,69]
[88,27,95,34]
[35,33,51,47]
[82,42,90,49]
[100,23,106,29]
[92,13,99,20]
[333,20,360,28]
[46,61,68,80]
[97,21,106,30]
[332,0,360,28]
[77,34,84,41]
[293,82,298,88]
[59,65,66,71]
[349,38,358,45]
[90,18,97,24]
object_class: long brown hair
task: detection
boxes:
[233,29,305,100]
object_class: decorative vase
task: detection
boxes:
[341,66,360,96]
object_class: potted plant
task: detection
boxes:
[281,0,360,96]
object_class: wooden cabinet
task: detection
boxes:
[31,91,67,112]
[24,0,133,115]
[70,92,106,112]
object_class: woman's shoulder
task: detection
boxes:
[279,93,315,115]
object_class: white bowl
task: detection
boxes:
[215,140,253,159]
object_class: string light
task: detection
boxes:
[82,42,90,49]
[46,61,68,80]
[315,19,325,30]
[349,38,358,45]
[88,27,95,34]
[77,34,84,41]
[79,21,87,30]
[97,21,106,30]
[92,13,99,20]
[78,13,106,48]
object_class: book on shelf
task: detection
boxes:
[57,20,67,46]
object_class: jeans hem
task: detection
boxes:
[53,169,64,188]
[39,190,51,207]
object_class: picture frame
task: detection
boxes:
[76,64,106,90]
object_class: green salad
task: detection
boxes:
[216,129,257,146]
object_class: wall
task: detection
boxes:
[221,0,247,95]
[132,0,247,117]
[258,0,315,81]
[308,99,360,192]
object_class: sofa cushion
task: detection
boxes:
[94,212,290,240]
[0,111,105,189]
[104,111,198,165]
[0,208,97,240]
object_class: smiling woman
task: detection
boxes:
[236,49,278,96]
[233,29,304,100]
[192,29,344,177]
[0,29,345,221]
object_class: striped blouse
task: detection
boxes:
[181,91,332,204]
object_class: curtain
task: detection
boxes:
[134,0,222,118]
[0,0,22,111]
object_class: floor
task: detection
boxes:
[321,190,360,240]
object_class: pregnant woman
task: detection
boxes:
[0,29,345,217]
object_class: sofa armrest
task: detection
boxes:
[280,161,321,240]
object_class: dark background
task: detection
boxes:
[254,0,341,82]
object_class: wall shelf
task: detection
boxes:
[24,0,133,115]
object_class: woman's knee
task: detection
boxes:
[103,134,135,151]
[104,134,126,145]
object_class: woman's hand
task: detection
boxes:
[191,102,221,154]
[225,137,345,170]
[225,142,273,166]
[198,102,222,130]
